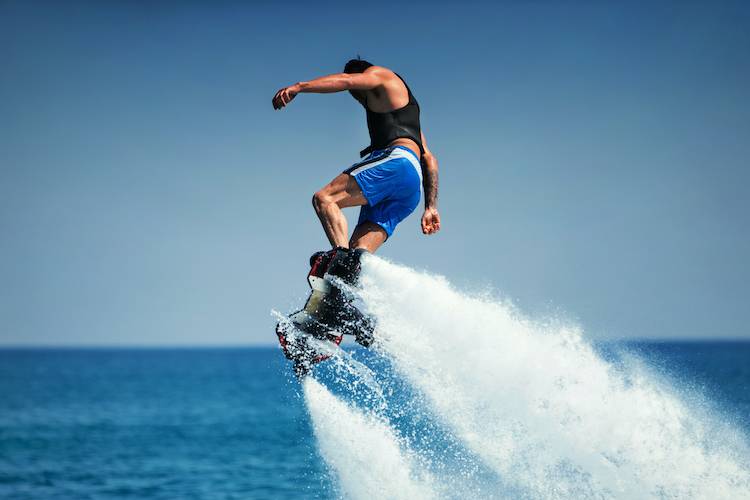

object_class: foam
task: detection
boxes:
[303,377,436,499]
[353,255,750,499]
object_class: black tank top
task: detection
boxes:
[359,74,424,158]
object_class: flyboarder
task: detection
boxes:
[272,59,441,376]
[272,58,441,253]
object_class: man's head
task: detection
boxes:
[344,58,373,104]
[344,58,373,74]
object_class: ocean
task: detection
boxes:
[2,256,749,498]
[1,344,748,500]
[0,348,329,499]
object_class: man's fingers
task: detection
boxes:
[421,212,441,235]
[422,213,440,235]
[273,85,299,110]
[273,88,288,109]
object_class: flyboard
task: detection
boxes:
[276,247,375,378]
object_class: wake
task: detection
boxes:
[300,255,750,499]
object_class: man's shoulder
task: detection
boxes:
[364,66,398,82]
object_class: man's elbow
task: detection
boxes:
[422,150,438,169]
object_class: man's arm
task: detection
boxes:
[272,70,384,109]
[420,131,441,235]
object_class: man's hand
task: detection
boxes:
[421,207,441,235]
[272,84,299,110]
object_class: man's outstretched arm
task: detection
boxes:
[272,70,384,109]
[420,131,441,235]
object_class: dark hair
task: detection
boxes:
[344,58,373,74]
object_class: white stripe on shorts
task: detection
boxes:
[349,147,422,181]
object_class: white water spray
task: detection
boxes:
[303,377,436,499]
[350,256,750,499]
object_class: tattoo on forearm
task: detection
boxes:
[422,160,439,209]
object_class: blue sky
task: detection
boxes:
[1,1,748,345]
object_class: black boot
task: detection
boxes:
[326,247,368,286]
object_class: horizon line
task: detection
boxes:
[0,338,749,350]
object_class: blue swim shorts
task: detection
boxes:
[344,146,422,237]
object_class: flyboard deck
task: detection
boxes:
[276,247,375,378]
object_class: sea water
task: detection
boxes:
[0,348,326,499]
[1,344,749,499]
[2,258,750,499]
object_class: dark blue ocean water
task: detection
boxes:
[1,343,748,499]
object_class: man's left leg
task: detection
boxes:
[312,173,367,248]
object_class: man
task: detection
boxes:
[272,59,441,255]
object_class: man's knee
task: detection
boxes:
[312,190,331,214]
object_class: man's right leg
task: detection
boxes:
[312,173,368,248]
[349,221,388,253]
